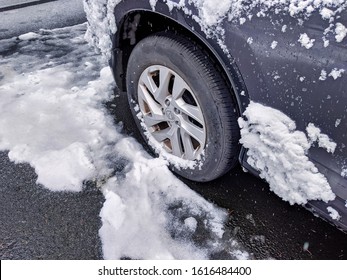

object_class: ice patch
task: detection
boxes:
[238,102,335,205]
[18,32,40,40]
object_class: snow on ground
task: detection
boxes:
[238,102,336,205]
[0,24,248,259]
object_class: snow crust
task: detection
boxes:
[238,102,336,205]
[0,24,248,260]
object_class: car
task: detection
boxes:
[85,0,347,232]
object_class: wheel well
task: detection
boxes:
[114,11,240,115]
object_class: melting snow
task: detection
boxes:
[0,23,248,260]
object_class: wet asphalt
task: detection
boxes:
[111,90,347,260]
[1,0,347,260]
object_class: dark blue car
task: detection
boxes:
[85,0,347,232]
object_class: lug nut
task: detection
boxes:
[165,99,170,106]
[174,108,180,114]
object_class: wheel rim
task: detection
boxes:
[137,65,206,160]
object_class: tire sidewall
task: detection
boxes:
[126,36,236,181]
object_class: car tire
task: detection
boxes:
[126,33,240,182]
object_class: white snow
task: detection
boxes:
[329,68,345,80]
[335,119,341,127]
[184,217,198,232]
[342,168,347,178]
[306,123,336,154]
[319,70,327,81]
[0,23,248,260]
[320,7,334,20]
[327,206,341,221]
[247,37,253,44]
[298,33,315,49]
[84,1,347,59]
[238,102,335,205]
[281,25,287,33]
[18,32,40,40]
[335,22,347,42]
[271,41,278,49]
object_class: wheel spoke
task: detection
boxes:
[181,131,196,159]
[154,67,171,104]
[174,101,204,124]
[137,65,206,160]
[143,113,167,127]
[152,127,170,142]
[142,72,158,94]
[172,75,186,99]
[180,118,205,145]
[169,126,183,157]
[138,84,162,115]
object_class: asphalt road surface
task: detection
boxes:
[1,0,347,260]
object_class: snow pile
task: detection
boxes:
[0,24,116,192]
[238,102,336,205]
[100,138,246,259]
[0,24,248,260]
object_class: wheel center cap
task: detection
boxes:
[165,109,175,121]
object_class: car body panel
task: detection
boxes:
[110,0,347,231]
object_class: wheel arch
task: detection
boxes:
[110,9,250,116]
